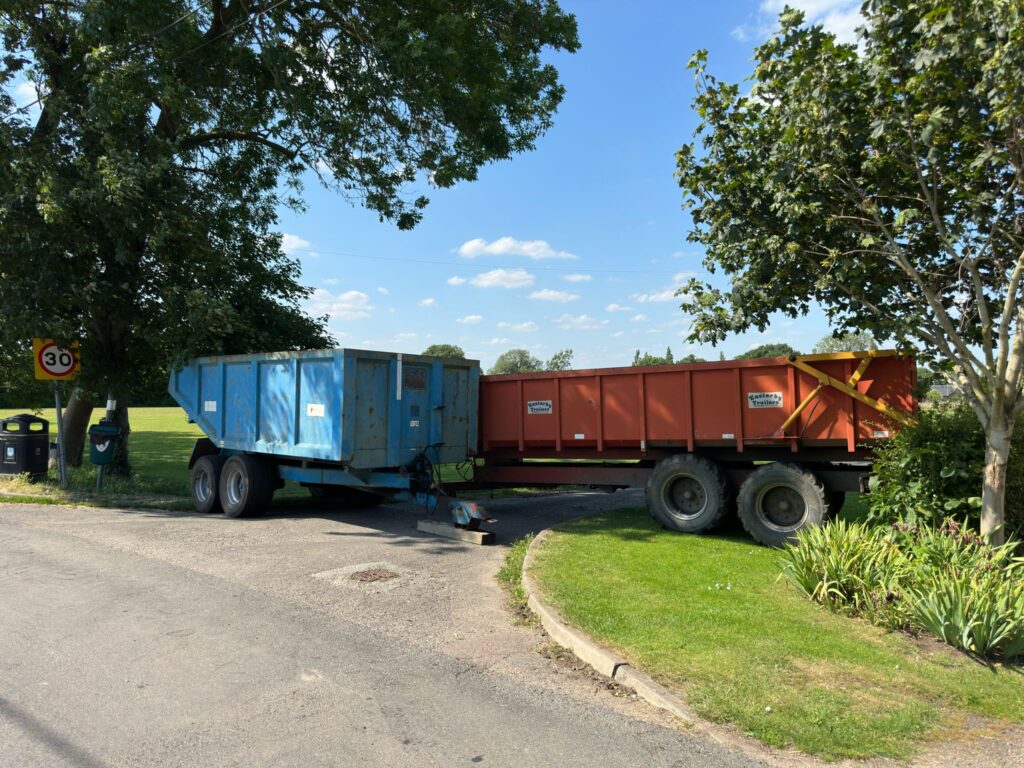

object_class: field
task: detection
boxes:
[0,407,304,506]
[0,406,532,506]
[528,508,1024,760]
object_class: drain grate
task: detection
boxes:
[349,567,400,583]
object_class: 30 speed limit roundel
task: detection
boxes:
[32,338,80,381]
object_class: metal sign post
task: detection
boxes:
[54,382,67,488]
[32,338,80,489]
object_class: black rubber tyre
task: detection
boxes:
[828,491,847,518]
[737,463,827,547]
[219,454,275,518]
[646,454,729,533]
[191,454,226,514]
[306,485,386,508]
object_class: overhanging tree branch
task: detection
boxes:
[178,130,299,160]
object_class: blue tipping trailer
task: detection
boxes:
[169,348,489,526]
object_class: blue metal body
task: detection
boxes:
[168,348,479,471]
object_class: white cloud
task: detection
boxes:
[418,297,436,307]
[555,314,608,331]
[562,273,592,283]
[740,0,862,44]
[323,278,339,286]
[485,337,512,346]
[15,81,36,103]
[630,314,648,322]
[456,315,483,324]
[377,286,389,295]
[281,233,311,254]
[470,268,535,289]
[673,271,697,282]
[612,331,625,338]
[307,289,373,320]
[497,321,538,332]
[605,303,632,312]
[632,288,679,303]
[458,236,577,260]
[447,276,467,286]
[529,288,579,303]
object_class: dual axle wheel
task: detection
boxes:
[191,454,274,517]
[646,455,836,546]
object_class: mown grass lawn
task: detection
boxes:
[528,507,1024,761]
[0,406,301,505]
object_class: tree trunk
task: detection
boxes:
[62,390,95,467]
[107,399,132,477]
[981,426,1012,546]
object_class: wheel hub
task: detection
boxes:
[666,476,708,518]
[758,485,805,529]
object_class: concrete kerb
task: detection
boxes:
[521,528,699,726]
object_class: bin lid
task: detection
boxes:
[0,413,49,433]
[88,422,121,436]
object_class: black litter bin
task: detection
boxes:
[1,414,50,477]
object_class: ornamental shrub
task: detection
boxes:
[779,519,1024,659]
[868,400,985,526]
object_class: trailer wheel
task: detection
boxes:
[219,454,275,518]
[646,454,728,534]
[737,463,827,547]
[191,454,226,514]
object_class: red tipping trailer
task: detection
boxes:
[469,350,916,546]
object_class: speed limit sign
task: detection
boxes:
[33,338,80,381]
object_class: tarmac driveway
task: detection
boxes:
[0,491,765,768]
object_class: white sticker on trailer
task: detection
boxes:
[307,403,325,417]
[748,392,783,409]
[527,400,552,415]
[204,400,217,413]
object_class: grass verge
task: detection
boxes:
[0,406,316,508]
[528,507,1024,761]
[497,533,537,622]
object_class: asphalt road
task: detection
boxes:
[0,491,766,768]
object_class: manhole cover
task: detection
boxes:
[349,567,400,583]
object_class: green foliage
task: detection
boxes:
[813,331,876,354]
[734,342,799,360]
[489,347,574,374]
[675,0,1024,539]
[497,533,536,615]
[0,1,579,403]
[421,344,466,359]
[489,348,542,375]
[779,519,1024,658]
[868,401,986,526]
[632,346,674,366]
[544,348,574,371]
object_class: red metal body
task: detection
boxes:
[477,353,916,462]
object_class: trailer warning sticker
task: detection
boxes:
[747,391,784,409]
[306,403,325,418]
[527,400,553,415]
[203,400,217,413]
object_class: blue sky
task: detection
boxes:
[11,0,863,369]
[281,0,863,369]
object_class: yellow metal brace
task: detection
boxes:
[775,350,915,438]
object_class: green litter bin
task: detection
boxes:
[88,421,120,466]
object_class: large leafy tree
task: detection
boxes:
[734,342,799,360]
[676,1,1023,542]
[1,0,578,467]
